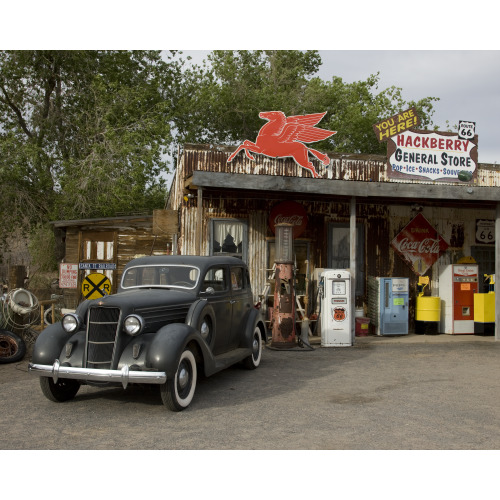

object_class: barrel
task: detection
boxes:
[415,296,441,334]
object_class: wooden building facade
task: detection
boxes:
[168,143,500,338]
[53,211,177,308]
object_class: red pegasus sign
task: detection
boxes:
[227,111,336,178]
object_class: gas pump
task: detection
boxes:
[270,224,296,348]
[474,274,495,335]
[415,276,441,334]
[320,269,352,346]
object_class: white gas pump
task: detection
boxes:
[320,269,352,346]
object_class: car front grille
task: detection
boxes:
[86,307,120,370]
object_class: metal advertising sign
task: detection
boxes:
[372,107,420,142]
[269,201,308,238]
[391,213,449,275]
[59,263,78,289]
[387,129,478,183]
[227,111,336,178]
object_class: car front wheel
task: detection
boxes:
[243,326,262,370]
[39,376,80,402]
[160,348,197,411]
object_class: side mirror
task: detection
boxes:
[201,286,215,296]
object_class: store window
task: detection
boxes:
[328,222,365,297]
[210,219,248,262]
[80,231,116,288]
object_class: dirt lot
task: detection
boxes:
[1,336,499,450]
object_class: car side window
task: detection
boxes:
[231,267,244,290]
[202,267,228,293]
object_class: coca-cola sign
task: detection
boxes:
[391,213,449,275]
[269,201,308,238]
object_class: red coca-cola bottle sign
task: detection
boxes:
[269,201,308,238]
[391,213,449,275]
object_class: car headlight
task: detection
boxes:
[62,313,82,333]
[124,314,144,336]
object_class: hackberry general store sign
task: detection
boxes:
[387,129,478,183]
[391,213,449,275]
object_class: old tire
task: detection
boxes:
[0,329,26,364]
[242,326,262,370]
[39,376,81,402]
[160,348,197,411]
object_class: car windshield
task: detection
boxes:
[121,265,200,290]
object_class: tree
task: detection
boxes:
[0,50,181,236]
[173,50,439,156]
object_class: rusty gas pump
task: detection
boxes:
[271,223,296,348]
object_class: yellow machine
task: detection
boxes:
[415,276,441,334]
[474,274,495,336]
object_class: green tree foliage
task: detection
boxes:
[174,50,439,156]
[1,49,440,268]
[0,50,180,233]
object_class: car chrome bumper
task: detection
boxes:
[28,360,167,389]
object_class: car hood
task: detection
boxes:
[90,288,197,310]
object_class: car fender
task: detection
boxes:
[146,323,210,378]
[185,299,216,348]
[32,322,79,365]
[242,308,267,349]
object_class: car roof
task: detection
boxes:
[124,255,247,271]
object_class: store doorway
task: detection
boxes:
[328,222,365,298]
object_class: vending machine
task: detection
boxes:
[439,264,478,334]
[320,269,352,346]
[367,277,409,335]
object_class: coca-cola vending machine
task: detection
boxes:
[439,264,478,334]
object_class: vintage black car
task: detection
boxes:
[29,256,267,411]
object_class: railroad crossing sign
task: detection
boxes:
[82,273,112,299]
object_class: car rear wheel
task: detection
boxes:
[39,376,81,402]
[243,326,262,369]
[160,348,197,411]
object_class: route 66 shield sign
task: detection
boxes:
[458,121,476,140]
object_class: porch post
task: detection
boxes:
[196,187,203,256]
[496,202,500,341]
[350,197,357,343]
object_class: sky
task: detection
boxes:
[177,50,500,164]
[3,2,500,161]
[5,3,499,167]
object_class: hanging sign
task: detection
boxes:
[387,129,478,183]
[391,213,449,275]
[227,111,336,178]
[59,263,78,289]
[373,107,420,142]
[269,201,308,238]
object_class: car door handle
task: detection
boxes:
[230,300,236,304]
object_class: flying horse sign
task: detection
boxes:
[227,111,336,178]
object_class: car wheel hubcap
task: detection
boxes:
[200,321,210,340]
[178,365,190,390]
